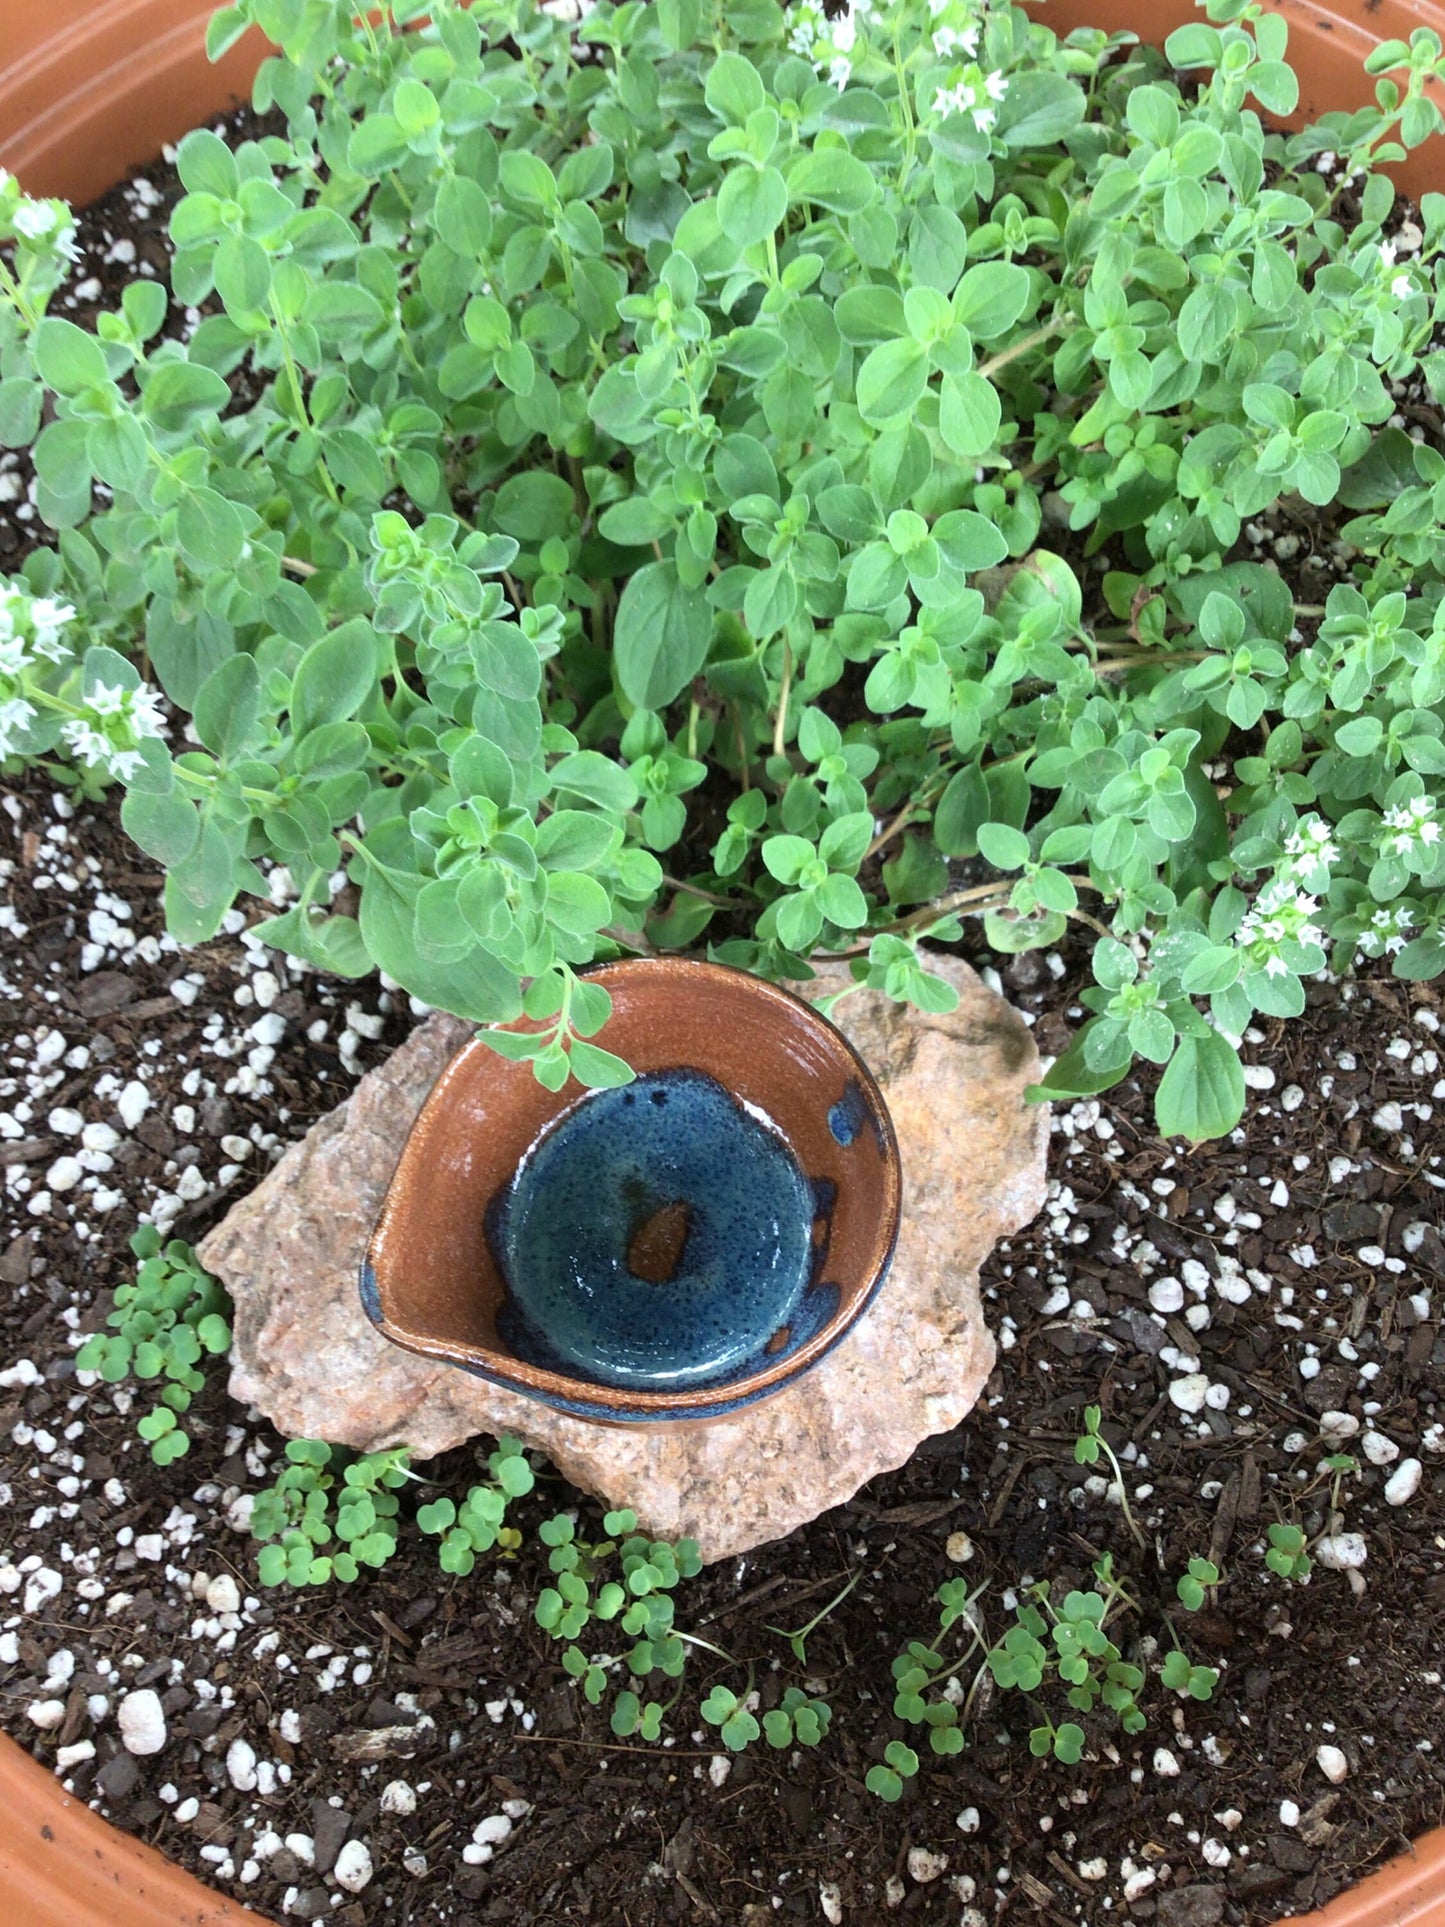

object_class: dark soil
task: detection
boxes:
[1,98,1443,1927]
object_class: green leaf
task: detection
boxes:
[435,175,493,256]
[33,319,109,398]
[705,51,766,125]
[786,148,878,214]
[1155,1031,1246,1141]
[856,339,929,426]
[939,373,1002,458]
[718,166,788,248]
[977,822,1030,869]
[141,361,232,435]
[613,562,714,710]
[121,791,199,866]
[192,655,263,759]
[568,1041,635,1089]
[997,73,1086,148]
[289,619,378,737]
[175,488,247,573]
[214,234,272,312]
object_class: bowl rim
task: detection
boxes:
[362,957,903,1419]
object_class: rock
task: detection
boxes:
[117,1688,166,1756]
[201,959,1047,1562]
[94,1750,141,1801]
[1157,1887,1226,1927]
[312,1801,351,1876]
[1383,1457,1423,1506]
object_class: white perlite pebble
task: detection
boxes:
[1149,1279,1185,1314]
[819,1881,844,1925]
[945,1532,974,1564]
[1362,1431,1401,1467]
[906,1848,948,1884]
[1318,1411,1360,1444]
[1315,1532,1368,1571]
[1279,1800,1301,1827]
[1152,1748,1181,1777]
[116,1081,150,1130]
[333,1839,374,1893]
[956,1808,980,1835]
[1317,1745,1349,1784]
[472,1815,513,1847]
[26,1700,66,1730]
[1384,1458,1423,1506]
[1168,1373,1209,1415]
[380,1780,417,1816]
[118,1688,167,1756]
[205,1573,241,1615]
[226,1738,258,1791]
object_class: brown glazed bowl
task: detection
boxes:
[362,959,901,1424]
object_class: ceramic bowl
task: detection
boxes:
[361,959,901,1424]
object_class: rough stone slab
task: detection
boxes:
[200,958,1048,1562]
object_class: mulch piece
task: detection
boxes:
[1,101,1443,1927]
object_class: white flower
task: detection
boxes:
[933,80,975,118]
[829,55,852,89]
[1392,272,1414,299]
[1378,240,1397,269]
[832,12,857,52]
[934,23,980,56]
[0,635,30,679]
[984,69,1008,102]
[60,679,165,783]
[29,599,75,661]
[928,0,951,13]
[12,201,58,243]
[1358,905,1413,958]
[0,694,36,754]
[788,4,822,55]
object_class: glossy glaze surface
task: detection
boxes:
[363,959,901,1422]
[489,1069,820,1390]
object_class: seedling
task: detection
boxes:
[77,1226,231,1464]
[416,1437,535,1574]
[1161,1650,1220,1701]
[1265,1521,1313,1582]
[1030,1718,1086,1764]
[764,1567,863,1666]
[1176,1557,1221,1612]
[1074,1406,1146,1547]
[865,1741,920,1803]
[250,1441,412,1586]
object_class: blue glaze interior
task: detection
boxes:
[488,1069,820,1390]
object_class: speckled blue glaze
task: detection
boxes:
[829,1081,869,1147]
[488,1069,820,1391]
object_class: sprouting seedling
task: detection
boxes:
[1161,1649,1219,1701]
[700,1681,760,1751]
[1074,1405,1146,1547]
[1176,1557,1220,1611]
[1265,1521,1312,1582]
[865,1740,920,1802]
[765,1567,863,1666]
[1029,1717,1086,1764]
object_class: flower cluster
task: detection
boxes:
[923,1,1002,131]
[0,585,77,758]
[1358,904,1415,959]
[61,682,167,783]
[1234,817,1336,981]
[0,170,80,264]
[1381,794,1441,859]
[788,0,877,90]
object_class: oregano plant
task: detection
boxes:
[1,0,1443,1132]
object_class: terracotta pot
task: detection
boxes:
[0,3,1442,1923]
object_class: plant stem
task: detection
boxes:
[772,637,792,759]
[978,318,1070,381]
